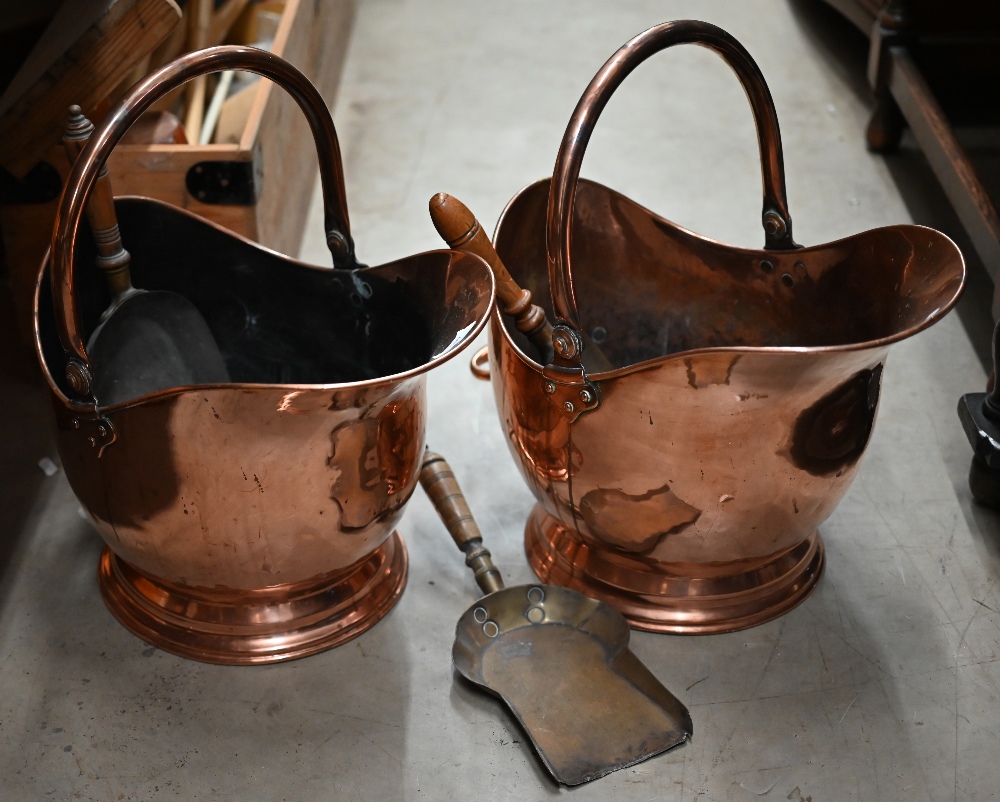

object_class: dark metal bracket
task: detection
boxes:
[185,146,264,205]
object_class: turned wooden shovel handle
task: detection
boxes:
[429,193,553,356]
[430,193,616,374]
[63,105,134,303]
[419,449,505,596]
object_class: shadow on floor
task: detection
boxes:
[0,275,58,610]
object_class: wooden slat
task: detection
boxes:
[0,0,182,179]
[253,0,357,257]
[887,44,1000,314]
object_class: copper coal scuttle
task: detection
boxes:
[33,47,494,664]
[483,21,965,633]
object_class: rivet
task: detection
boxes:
[544,381,556,394]
[553,336,569,355]
[87,436,97,448]
[71,418,80,429]
[327,230,349,258]
[65,360,92,396]
[763,210,786,239]
[563,401,575,413]
[580,389,593,404]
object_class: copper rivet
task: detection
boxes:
[553,336,568,355]
[544,381,556,394]
[327,230,349,258]
[580,389,593,404]
[763,210,786,239]
[563,401,575,413]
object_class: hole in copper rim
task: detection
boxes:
[473,607,488,624]
[526,606,545,624]
[526,586,545,603]
[483,620,499,638]
[781,273,794,287]
[760,260,775,274]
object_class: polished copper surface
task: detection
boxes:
[419,451,691,786]
[97,535,407,665]
[490,21,966,633]
[33,47,495,663]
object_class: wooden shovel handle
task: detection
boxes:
[429,193,552,353]
[62,105,134,302]
[419,450,504,596]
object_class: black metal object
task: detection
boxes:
[957,319,1000,506]
[185,151,263,205]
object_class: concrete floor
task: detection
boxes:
[2,0,999,799]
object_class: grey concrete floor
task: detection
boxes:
[2,0,1000,799]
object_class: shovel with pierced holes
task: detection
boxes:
[419,450,692,786]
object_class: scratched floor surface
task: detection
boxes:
[2,0,999,799]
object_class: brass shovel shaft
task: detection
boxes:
[419,450,504,595]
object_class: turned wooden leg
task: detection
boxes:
[866,91,905,152]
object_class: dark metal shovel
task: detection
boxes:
[62,105,228,407]
[419,451,692,786]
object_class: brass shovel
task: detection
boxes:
[419,451,692,785]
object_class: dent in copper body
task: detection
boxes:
[489,21,965,633]
[33,47,495,663]
[580,485,701,554]
[329,394,422,531]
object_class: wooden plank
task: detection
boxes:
[253,0,357,257]
[107,143,249,215]
[0,0,182,179]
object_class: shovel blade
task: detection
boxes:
[88,290,229,405]
[454,585,692,785]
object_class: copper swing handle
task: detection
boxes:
[50,45,356,399]
[547,19,797,332]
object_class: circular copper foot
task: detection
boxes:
[98,533,408,664]
[524,506,823,634]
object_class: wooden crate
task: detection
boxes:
[1,0,356,348]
